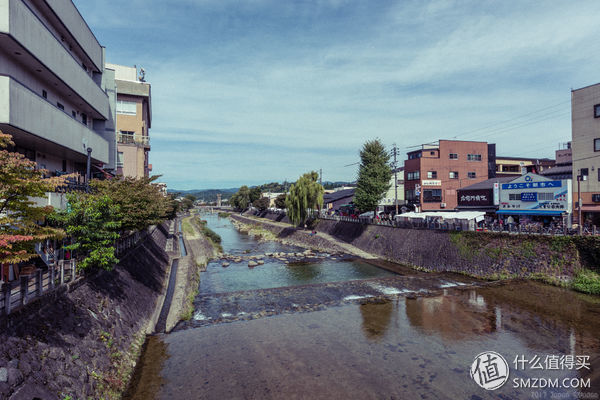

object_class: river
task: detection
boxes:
[125,212,600,399]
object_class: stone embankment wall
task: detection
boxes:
[0,222,172,400]
[235,212,598,280]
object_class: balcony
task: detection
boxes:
[0,0,108,118]
[117,132,150,148]
[0,76,109,164]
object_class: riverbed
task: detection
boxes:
[125,212,600,399]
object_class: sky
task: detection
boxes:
[74,0,600,190]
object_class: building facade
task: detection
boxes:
[404,140,493,211]
[497,173,572,225]
[0,0,116,175]
[379,167,405,211]
[540,142,572,180]
[571,83,600,225]
[495,156,554,177]
[107,63,151,178]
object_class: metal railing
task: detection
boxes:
[117,132,150,146]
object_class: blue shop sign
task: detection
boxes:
[501,181,561,190]
[520,192,537,202]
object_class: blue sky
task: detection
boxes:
[74,0,600,190]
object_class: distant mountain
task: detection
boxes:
[169,181,354,202]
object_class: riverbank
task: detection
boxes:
[172,215,220,324]
[0,222,172,400]
[230,212,600,294]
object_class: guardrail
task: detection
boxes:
[0,260,78,316]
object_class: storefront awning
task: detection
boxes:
[497,210,565,216]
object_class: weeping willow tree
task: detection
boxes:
[285,171,324,227]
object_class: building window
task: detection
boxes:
[538,192,554,201]
[468,172,476,179]
[595,104,600,118]
[407,171,420,180]
[81,113,87,125]
[427,171,437,179]
[449,171,458,179]
[581,168,589,178]
[595,138,600,152]
[42,90,47,99]
[117,152,124,167]
[406,189,416,201]
[467,154,482,161]
[57,102,64,110]
[509,193,520,201]
[430,151,435,156]
[423,189,442,202]
[449,153,458,159]
[116,100,137,115]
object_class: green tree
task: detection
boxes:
[50,193,121,271]
[249,187,262,204]
[354,139,392,214]
[92,176,172,231]
[230,186,251,210]
[285,171,324,226]
[0,132,65,264]
[274,193,287,209]
[253,196,270,211]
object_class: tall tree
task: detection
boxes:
[230,186,251,210]
[274,194,287,209]
[0,132,65,264]
[50,193,121,271]
[354,139,392,214]
[285,171,324,226]
[92,176,173,231]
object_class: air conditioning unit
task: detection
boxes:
[440,203,446,208]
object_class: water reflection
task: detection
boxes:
[123,335,169,400]
[286,262,322,281]
[359,299,394,341]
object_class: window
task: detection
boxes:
[423,189,442,202]
[449,171,459,179]
[116,100,137,115]
[117,152,124,167]
[595,138,600,152]
[42,90,47,99]
[406,189,416,201]
[427,171,437,179]
[509,193,520,201]
[581,168,589,177]
[81,113,87,125]
[538,192,554,201]
[430,151,435,156]
[57,102,64,110]
[449,153,458,159]
[595,104,600,118]
[468,172,476,179]
[407,171,420,180]
[408,152,422,160]
[467,154,482,161]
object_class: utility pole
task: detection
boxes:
[319,168,322,186]
[392,144,398,215]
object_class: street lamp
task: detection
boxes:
[86,147,92,191]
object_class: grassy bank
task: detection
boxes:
[448,231,600,295]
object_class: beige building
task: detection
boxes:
[495,156,554,177]
[379,167,405,210]
[571,83,600,225]
[107,63,151,178]
[0,0,116,176]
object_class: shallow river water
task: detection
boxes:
[125,212,600,399]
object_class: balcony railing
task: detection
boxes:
[117,132,150,147]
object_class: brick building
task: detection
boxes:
[404,140,495,211]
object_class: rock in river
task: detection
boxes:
[248,260,258,268]
[221,262,230,268]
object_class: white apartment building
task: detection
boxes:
[0,0,116,176]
